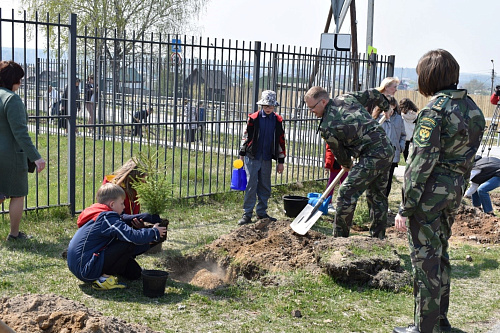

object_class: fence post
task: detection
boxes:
[387,55,395,78]
[271,51,278,92]
[368,52,377,88]
[67,13,77,216]
[173,36,180,147]
[252,41,261,111]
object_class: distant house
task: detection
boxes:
[26,70,66,91]
[397,80,409,91]
[119,67,147,94]
[184,69,230,101]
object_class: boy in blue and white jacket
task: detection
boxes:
[67,183,167,290]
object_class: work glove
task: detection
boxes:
[495,85,500,96]
[308,196,332,215]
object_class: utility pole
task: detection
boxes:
[350,0,359,90]
[366,0,374,53]
[491,60,495,94]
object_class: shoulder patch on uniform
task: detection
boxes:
[431,96,450,112]
[414,117,437,147]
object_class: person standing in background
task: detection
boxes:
[184,99,197,143]
[238,90,286,225]
[84,75,96,127]
[198,101,205,141]
[399,98,419,162]
[376,77,399,98]
[372,96,406,198]
[59,78,81,133]
[48,85,60,117]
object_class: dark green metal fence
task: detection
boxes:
[0,9,395,214]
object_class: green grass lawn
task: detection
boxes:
[1,181,499,332]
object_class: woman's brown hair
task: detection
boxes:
[399,98,418,114]
[416,49,459,97]
[0,60,25,91]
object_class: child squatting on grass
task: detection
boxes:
[66,183,167,290]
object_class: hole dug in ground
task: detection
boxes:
[165,219,411,291]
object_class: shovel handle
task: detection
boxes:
[310,168,346,213]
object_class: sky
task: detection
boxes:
[197,0,500,76]
[1,0,499,76]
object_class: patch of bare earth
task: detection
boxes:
[0,294,159,333]
[166,219,410,291]
[2,197,498,332]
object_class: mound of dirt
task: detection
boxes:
[316,236,411,291]
[167,220,409,290]
[386,198,500,244]
[168,195,499,291]
[0,294,159,333]
[190,268,225,289]
[205,219,327,276]
[453,203,500,244]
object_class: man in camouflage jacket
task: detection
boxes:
[304,87,394,239]
[394,49,485,333]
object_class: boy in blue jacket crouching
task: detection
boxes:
[67,183,167,290]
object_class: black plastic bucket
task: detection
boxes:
[283,195,309,218]
[142,270,169,297]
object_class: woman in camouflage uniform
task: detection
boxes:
[394,49,485,333]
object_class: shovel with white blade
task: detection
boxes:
[290,114,387,235]
[290,168,346,235]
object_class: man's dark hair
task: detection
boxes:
[0,60,24,91]
[416,49,459,97]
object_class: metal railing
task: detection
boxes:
[0,10,395,214]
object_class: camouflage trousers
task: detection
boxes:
[333,162,391,238]
[406,173,462,333]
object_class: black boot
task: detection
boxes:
[393,325,420,333]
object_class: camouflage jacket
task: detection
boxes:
[318,89,394,169]
[400,89,485,217]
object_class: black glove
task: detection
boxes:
[495,85,500,96]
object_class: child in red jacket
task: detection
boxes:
[324,143,348,199]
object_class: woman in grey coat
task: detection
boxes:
[0,61,46,240]
[373,96,406,197]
